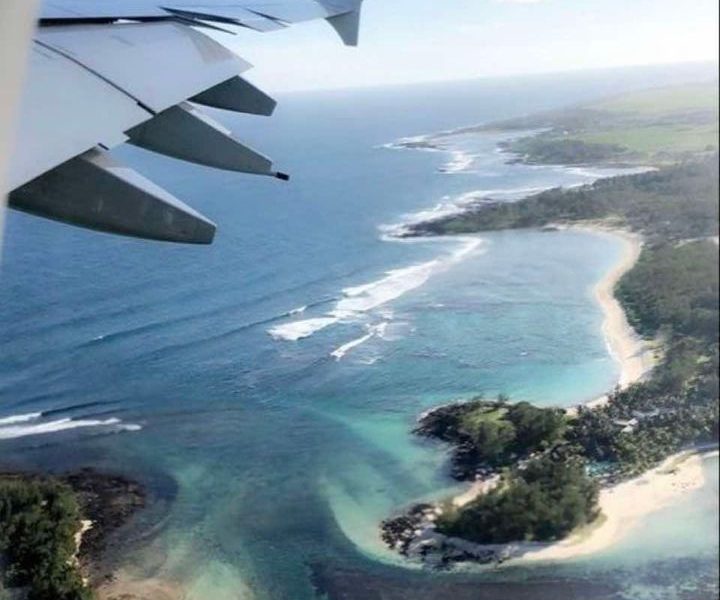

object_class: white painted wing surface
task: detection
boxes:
[7,0,363,244]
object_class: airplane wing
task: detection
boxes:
[4,0,363,244]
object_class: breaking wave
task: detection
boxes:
[380,186,548,238]
[439,149,474,173]
[269,317,339,342]
[331,322,389,361]
[269,237,483,342]
[0,412,42,426]
[0,412,141,440]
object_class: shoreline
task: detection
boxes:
[564,222,660,413]
[452,224,659,509]
[579,223,658,389]
[384,442,717,569]
[518,446,718,563]
[395,223,697,567]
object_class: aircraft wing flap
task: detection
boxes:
[10,148,217,244]
[127,102,276,176]
[228,1,331,23]
[161,6,286,31]
[4,0,364,243]
[191,77,277,116]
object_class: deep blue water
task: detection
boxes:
[1,64,717,599]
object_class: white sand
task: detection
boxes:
[564,224,659,415]
[70,519,92,567]
[520,449,717,562]
[448,224,711,563]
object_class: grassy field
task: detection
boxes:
[501,81,719,164]
[460,405,507,431]
[591,83,719,115]
[581,82,719,156]
[579,123,718,155]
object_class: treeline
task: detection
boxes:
[616,241,719,343]
[406,155,719,243]
[437,453,598,544]
[500,137,630,165]
[567,238,719,476]
[415,398,565,479]
[0,477,92,600]
[405,154,718,545]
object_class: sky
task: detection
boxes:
[218,0,719,92]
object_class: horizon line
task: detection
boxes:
[264,59,719,96]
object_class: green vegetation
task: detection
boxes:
[487,82,719,165]
[616,242,719,342]
[416,397,566,477]
[0,476,92,600]
[420,233,719,534]
[437,453,598,543]
[567,239,719,476]
[412,156,719,480]
[580,124,718,157]
[408,155,719,244]
[593,84,719,115]
[502,136,630,165]
[405,94,719,544]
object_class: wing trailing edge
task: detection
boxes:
[127,102,278,177]
[6,0,364,243]
[9,149,217,244]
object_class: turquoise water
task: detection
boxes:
[0,66,717,599]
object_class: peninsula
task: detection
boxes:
[382,83,719,567]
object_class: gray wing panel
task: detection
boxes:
[8,43,150,191]
[40,0,360,23]
[8,0,364,243]
[37,23,251,113]
[127,102,277,176]
[10,148,216,244]
[9,22,252,192]
[191,77,277,116]
[230,1,330,22]
[161,6,286,31]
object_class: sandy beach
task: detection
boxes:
[588,226,657,388]
[447,224,709,564]
[520,448,718,562]
[452,225,657,509]
[569,224,659,411]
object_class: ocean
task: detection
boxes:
[0,63,717,599]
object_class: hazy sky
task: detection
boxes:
[220,0,719,92]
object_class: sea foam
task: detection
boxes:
[269,237,483,342]
[0,413,141,440]
[0,412,42,425]
[269,317,339,341]
[439,150,475,173]
[331,322,389,361]
[380,184,556,238]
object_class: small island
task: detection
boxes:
[381,83,719,568]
